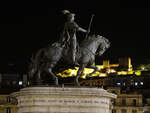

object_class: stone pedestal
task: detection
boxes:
[11,87,116,113]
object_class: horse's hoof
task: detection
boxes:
[55,78,59,86]
[56,84,59,87]
[75,82,80,87]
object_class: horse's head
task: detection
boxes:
[93,35,110,56]
[80,34,110,56]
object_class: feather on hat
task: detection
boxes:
[62,10,75,19]
[62,10,70,14]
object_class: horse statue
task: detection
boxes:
[28,35,110,86]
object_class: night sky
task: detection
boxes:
[0,1,150,72]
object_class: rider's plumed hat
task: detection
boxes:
[62,10,75,19]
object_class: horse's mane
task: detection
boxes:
[80,35,98,47]
[50,41,64,48]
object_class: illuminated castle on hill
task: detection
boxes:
[57,57,144,78]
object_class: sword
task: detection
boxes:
[85,14,94,39]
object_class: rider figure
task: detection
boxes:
[61,10,88,65]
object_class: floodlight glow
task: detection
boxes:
[19,81,23,85]
[116,82,121,86]
[134,82,138,86]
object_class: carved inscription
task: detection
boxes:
[20,99,109,105]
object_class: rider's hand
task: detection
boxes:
[87,29,90,34]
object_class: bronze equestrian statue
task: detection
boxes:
[28,35,110,86]
[28,10,110,86]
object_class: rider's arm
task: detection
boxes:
[74,22,87,33]
[78,27,87,33]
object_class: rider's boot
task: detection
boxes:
[69,53,78,69]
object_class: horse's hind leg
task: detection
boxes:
[36,70,43,85]
[47,63,59,86]
[75,64,86,86]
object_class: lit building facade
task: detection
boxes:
[107,87,143,113]
[80,75,146,89]
[0,95,17,113]
[144,98,150,113]
[0,73,24,113]
[118,57,133,71]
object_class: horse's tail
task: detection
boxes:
[33,48,44,70]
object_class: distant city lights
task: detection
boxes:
[140,82,144,85]
[116,82,121,86]
[19,81,23,85]
[134,82,138,86]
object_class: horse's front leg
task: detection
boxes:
[86,65,98,78]
[75,64,86,86]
